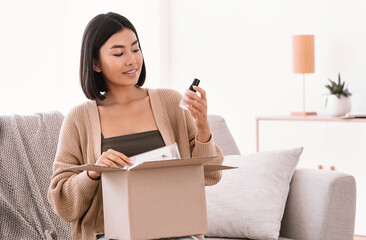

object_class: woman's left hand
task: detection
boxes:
[183,86,211,143]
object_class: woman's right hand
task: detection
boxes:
[87,149,133,180]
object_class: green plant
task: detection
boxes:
[325,73,352,98]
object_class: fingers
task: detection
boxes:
[87,149,131,180]
[107,149,132,165]
[184,88,205,103]
[184,98,205,112]
[98,160,120,168]
[192,86,207,101]
[184,98,206,118]
[96,149,132,168]
[184,89,207,110]
[186,104,201,118]
[183,89,208,128]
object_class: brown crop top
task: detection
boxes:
[101,130,166,157]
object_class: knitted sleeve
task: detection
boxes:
[184,106,224,186]
[47,106,99,222]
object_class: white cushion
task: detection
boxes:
[205,147,303,240]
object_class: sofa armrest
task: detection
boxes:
[280,168,356,240]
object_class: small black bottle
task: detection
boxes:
[179,78,200,110]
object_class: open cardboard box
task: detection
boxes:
[67,156,235,240]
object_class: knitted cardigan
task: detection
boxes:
[48,88,224,240]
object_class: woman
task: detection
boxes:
[48,12,223,240]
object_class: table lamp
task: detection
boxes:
[292,34,317,116]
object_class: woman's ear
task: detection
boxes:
[93,59,102,72]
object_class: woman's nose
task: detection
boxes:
[125,52,136,66]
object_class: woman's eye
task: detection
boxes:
[133,49,140,53]
[114,53,123,56]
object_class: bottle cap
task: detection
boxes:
[189,78,200,92]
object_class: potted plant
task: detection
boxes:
[325,73,352,116]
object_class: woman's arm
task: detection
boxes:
[47,109,99,222]
[182,86,224,186]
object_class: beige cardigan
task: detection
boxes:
[48,88,223,240]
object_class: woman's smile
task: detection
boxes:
[123,68,138,76]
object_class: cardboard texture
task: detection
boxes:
[66,156,235,240]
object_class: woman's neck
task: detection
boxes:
[97,86,147,106]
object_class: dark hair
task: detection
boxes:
[80,12,146,100]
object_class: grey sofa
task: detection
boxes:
[0,112,356,240]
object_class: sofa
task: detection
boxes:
[0,112,356,240]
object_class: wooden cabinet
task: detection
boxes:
[355,235,366,240]
[256,116,366,236]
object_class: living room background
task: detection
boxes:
[1,0,365,154]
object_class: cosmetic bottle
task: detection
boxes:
[179,78,200,110]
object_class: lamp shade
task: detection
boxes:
[292,35,314,73]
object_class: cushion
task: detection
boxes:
[207,115,240,155]
[205,147,303,240]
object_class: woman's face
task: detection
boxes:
[94,28,143,89]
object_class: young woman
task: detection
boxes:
[48,12,223,240]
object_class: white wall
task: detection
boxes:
[169,0,366,154]
[0,0,164,115]
[1,0,366,155]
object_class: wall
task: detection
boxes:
[169,0,366,154]
[0,0,164,115]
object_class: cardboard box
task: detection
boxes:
[67,157,235,240]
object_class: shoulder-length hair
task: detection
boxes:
[80,12,146,100]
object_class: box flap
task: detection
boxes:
[130,156,217,171]
[203,165,237,172]
[64,156,219,172]
[65,164,123,172]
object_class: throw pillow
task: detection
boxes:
[205,147,303,240]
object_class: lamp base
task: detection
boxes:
[291,111,317,116]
